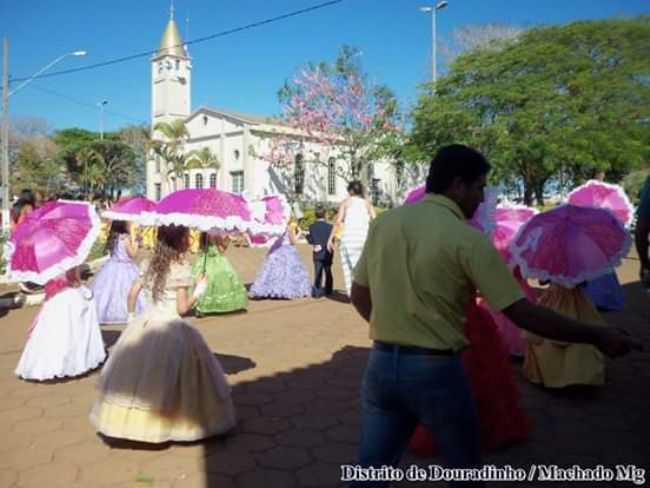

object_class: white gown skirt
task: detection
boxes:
[15,287,106,381]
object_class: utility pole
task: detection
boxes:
[1,38,10,231]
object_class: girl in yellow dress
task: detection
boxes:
[90,224,236,443]
[524,281,606,388]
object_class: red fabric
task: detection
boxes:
[409,300,530,456]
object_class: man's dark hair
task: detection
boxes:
[19,189,36,206]
[425,144,491,194]
[347,180,364,197]
[315,205,326,219]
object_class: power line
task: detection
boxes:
[28,85,146,125]
[10,0,344,84]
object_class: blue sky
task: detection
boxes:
[2,0,648,133]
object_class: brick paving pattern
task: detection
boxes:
[1,245,648,487]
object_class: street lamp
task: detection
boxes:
[98,99,108,140]
[1,44,86,230]
[419,1,448,92]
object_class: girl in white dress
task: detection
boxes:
[90,224,236,443]
[15,266,106,381]
[328,181,375,296]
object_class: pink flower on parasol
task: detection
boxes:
[403,184,498,236]
[102,196,156,222]
[511,204,631,288]
[4,200,102,284]
[141,189,286,235]
[567,180,634,227]
[246,194,291,247]
[492,204,538,263]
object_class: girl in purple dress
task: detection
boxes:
[249,220,311,299]
[92,221,146,323]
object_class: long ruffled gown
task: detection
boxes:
[409,300,529,455]
[192,244,248,314]
[15,277,106,381]
[90,261,236,443]
[479,268,536,357]
[249,230,311,299]
[524,284,606,388]
[92,236,146,324]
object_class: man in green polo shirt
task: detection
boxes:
[350,144,640,486]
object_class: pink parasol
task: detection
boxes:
[404,185,426,205]
[403,184,498,236]
[511,204,631,288]
[567,180,634,227]
[492,204,538,263]
[4,200,102,284]
[140,189,285,235]
[246,194,291,247]
[102,196,156,222]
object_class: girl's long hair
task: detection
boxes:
[105,220,129,254]
[144,225,189,302]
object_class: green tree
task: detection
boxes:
[409,17,650,205]
[151,119,189,182]
[54,127,138,198]
[186,147,220,170]
[11,136,63,195]
[118,125,150,194]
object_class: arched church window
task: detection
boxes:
[328,158,337,195]
[294,154,305,195]
[203,115,208,126]
[175,60,180,70]
[210,173,217,189]
[184,173,190,189]
[234,149,240,160]
[195,173,204,189]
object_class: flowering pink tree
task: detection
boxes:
[259,46,402,199]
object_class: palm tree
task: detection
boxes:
[186,147,220,170]
[76,147,105,198]
[151,119,189,183]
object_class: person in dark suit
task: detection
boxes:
[307,205,334,298]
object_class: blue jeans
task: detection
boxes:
[352,346,482,487]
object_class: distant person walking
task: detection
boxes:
[328,181,375,296]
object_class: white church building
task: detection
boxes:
[146,11,421,206]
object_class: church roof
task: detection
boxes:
[191,106,288,127]
[158,18,187,57]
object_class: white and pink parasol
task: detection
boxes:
[567,180,634,227]
[4,200,102,284]
[102,196,156,222]
[511,204,631,288]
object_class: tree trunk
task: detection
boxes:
[523,183,534,207]
[534,181,545,207]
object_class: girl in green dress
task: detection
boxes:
[192,232,248,315]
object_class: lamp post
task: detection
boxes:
[98,99,108,140]
[1,43,86,230]
[420,1,448,93]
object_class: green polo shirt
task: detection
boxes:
[353,194,524,352]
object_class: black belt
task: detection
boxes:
[373,341,455,356]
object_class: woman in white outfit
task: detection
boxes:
[328,181,375,296]
[15,266,106,381]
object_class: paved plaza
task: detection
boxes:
[0,245,648,488]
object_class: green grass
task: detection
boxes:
[135,473,154,485]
